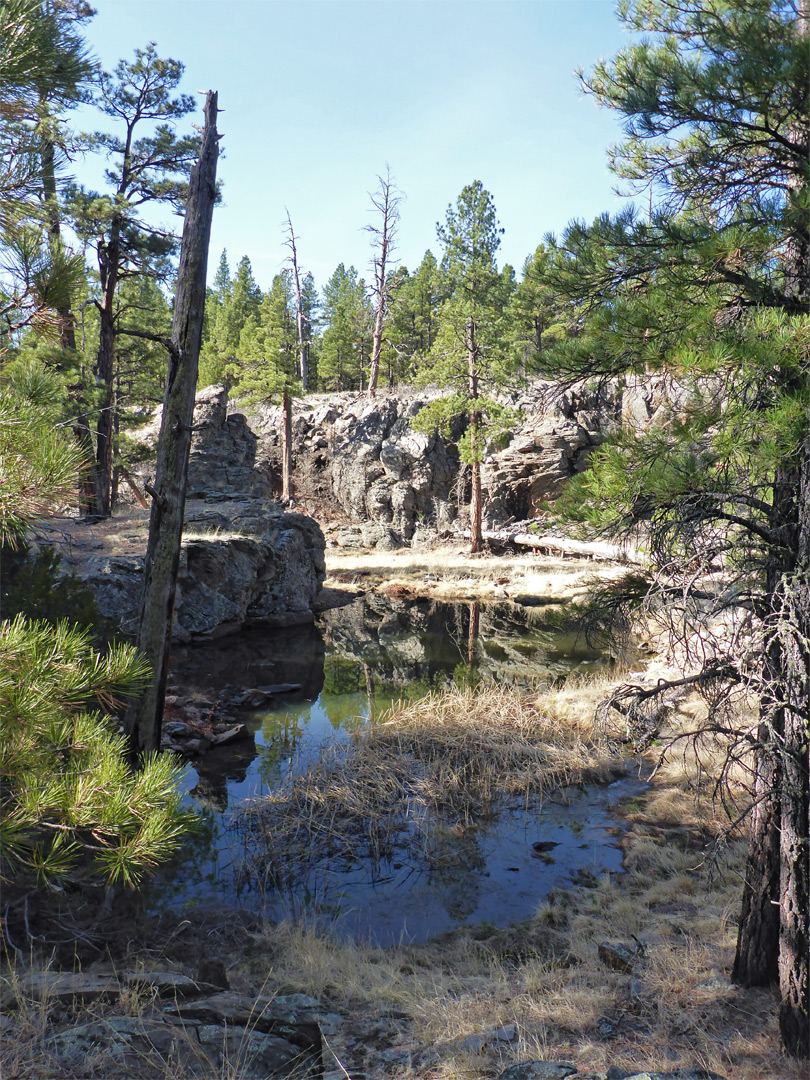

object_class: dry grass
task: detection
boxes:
[238,683,618,893]
[233,693,806,1080]
[4,679,804,1079]
[325,544,627,604]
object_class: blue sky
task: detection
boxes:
[78,0,633,291]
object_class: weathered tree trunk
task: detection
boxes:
[777,452,810,1055]
[281,388,293,502]
[366,168,401,397]
[369,298,385,397]
[732,757,781,986]
[93,221,121,518]
[733,467,797,985]
[126,92,219,754]
[470,451,482,553]
[467,600,480,665]
[41,134,100,515]
[285,211,310,392]
[779,700,810,1056]
[468,319,483,553]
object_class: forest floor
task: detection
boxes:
[2,538,803,1080]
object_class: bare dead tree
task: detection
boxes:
[284,210,310,393]
[125,90,220,754]
[365,166,402,396]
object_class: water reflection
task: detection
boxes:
[151,594,620,943]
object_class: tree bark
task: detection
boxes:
[126,91,219,754]
[281,388,293,502]
[93,219,121,518]
[779,701,810,1056]
[285,211,310,392]
[366,168,400,396]
[733,466,797,985]
[777,451,810,1055]
[468,318,483,553]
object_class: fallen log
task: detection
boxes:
[505,532,645,564]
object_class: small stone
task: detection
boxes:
[596,1015,619,1039]
[163,720,193,736]
[598,940,644,974]
[124,971,208,997]
[629,977,648,999]
[460,1024,517,1053]
[499,1062,578,1080]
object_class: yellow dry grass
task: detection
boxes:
[239,683,618,892]
[325,544,627,604]
[237,693,805,1080]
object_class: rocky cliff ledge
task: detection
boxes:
[45,386,326,642]
[253,379,619,547]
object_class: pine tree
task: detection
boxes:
[199,253,261,389]
[387,250,446,384]
[319,263,371,391]
[412,182,518,552]
[238,273,301,499]
[68,43,199,517]
[507,241,568,372]
[540,0,810,1054]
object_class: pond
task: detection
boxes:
[148,595,637,946]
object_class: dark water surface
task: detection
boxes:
[149,596,636,945]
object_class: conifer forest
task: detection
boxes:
[0,2,808,1076]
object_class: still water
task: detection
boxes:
[150,595,635,945]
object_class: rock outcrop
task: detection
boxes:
[482,381,620,527]
[51,387,325,642]
[254,379,620,547]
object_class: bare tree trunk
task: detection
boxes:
[779,703,810,1056]
[366,167,401,396]
[467,600,480,665]
[777,448,810,1056]
[732,757,781,985]
[285,211,310,392]
[734,465,798,988]
[41,134,100,515]
[281,389,293,502]
[94,225,120,518]
[467,318,483,553]
[470,452,483,553]
[126,92,219,754]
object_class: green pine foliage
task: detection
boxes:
[199,252,263,388]
[0,615,192,888]
[0,361,82,547]
[237,272,302,404]
[413,182,521,462]
[319,263,371,391]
